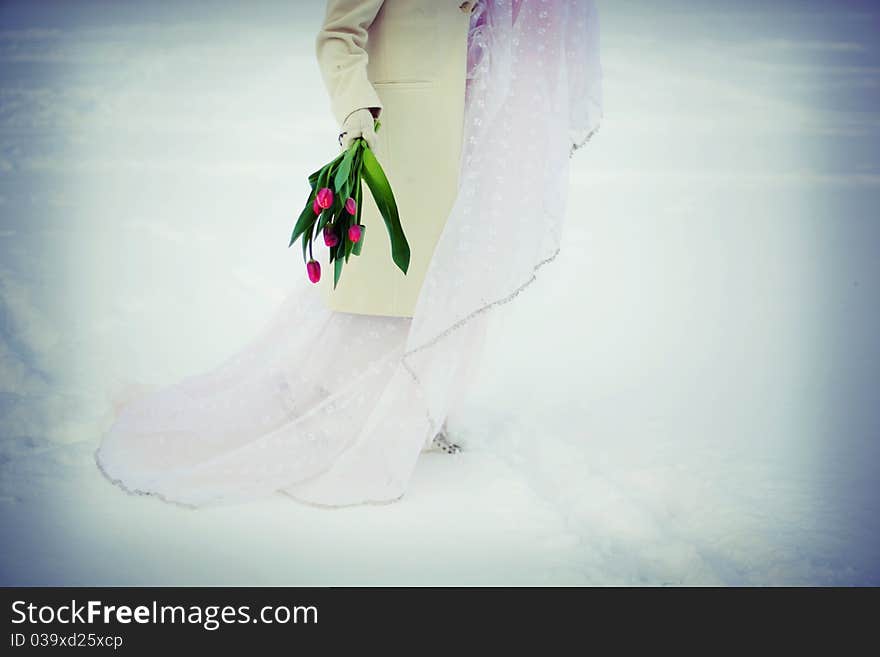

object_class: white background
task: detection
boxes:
[0,0,877,584]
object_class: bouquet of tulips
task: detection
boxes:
[289,119,410,288]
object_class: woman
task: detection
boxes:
[315,0,473,319]
[94,0,602,508]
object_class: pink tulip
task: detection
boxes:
[312,197,321,215]
[306,260,321,283]
[345,197,357,215]
[323,224,339,247]
[316,187,334,209]
[348,224,362,243]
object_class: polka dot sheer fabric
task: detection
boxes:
[95,0,603,508]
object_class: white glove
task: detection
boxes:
[339,107,379,153]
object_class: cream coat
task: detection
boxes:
[315,0,476,317]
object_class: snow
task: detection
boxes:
[0,0,878,585]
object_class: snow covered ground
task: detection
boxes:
[1,0,878,585]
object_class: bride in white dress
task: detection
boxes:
[95,0,603,508]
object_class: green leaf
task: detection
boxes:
[302,218,317,264]
[352,224,366,256]
[309,152,343,188]
[333,251,344,289]
[339,150,359,215]
[343,213,354,262]
[351,175,364,256]
[333,143,357,191]
[361,146,410,274]
[322,162,335,192]
[350,147,362,188]
[317,208,334,234]
[355,171,363,227]
[316,159,339,204]
[338,180,351,209]
[290,194,316,247]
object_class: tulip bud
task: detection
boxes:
[345,197,357,215]
[306,259,321,283]
[316,187,334,209]
[312,197,321,215]
[348,223,363,243]
[323,224,339,247]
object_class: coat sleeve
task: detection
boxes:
[316,0,385,127]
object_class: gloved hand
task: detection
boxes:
[339,107,379,153]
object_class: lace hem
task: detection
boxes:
[95,252,562,510]
[96,446,407,510]
[404,247,560,361]
[399,248,561,436]
[279,490,404,510]
[94,447,201,510]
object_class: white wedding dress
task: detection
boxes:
[95,0,603,508]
